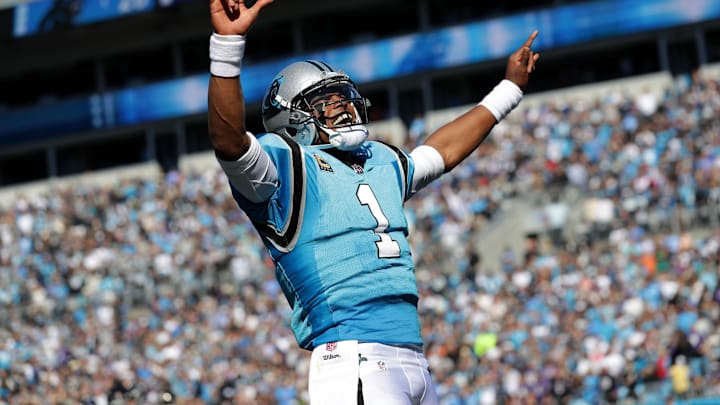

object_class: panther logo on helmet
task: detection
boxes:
[262,76,283,119]
[261,60,370,147]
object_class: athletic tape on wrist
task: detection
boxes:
[478,79,523,122]
[209,33,246,78]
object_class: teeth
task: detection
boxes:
[332,112,352,126]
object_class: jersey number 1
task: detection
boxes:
[356,184,401,258]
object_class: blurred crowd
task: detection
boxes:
[1,71,720,405]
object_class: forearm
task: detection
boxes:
[422,105,497,172]
[422,79,523,172]
[208,76,251,161]
[207,32,251,161]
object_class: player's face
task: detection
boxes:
[306,83,363,129]
[311,95,359,129]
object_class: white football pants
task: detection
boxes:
[309,340,439,405]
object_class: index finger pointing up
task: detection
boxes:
[523,30,539,48]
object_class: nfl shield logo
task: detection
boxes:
[326,342,337,351]
[351,163,364,174]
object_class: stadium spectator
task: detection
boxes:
[2,58,720,405]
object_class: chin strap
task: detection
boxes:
[322,125,369,151]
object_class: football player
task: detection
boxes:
[207,0,539,403]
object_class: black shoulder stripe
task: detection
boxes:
[377,141,410,201]
[378,141,409,180]
[252,134,306,252]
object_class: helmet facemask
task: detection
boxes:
[295,77,369,130]
[292,77,371,150]
[262,61,371,149]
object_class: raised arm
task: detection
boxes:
[207,0,273,161]
[423,31,540,171]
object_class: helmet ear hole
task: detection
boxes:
[286,127,297,137]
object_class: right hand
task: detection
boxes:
[210,0,274,36]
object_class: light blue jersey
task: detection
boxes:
[230,132,422,350]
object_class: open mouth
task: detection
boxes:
[331,112,354,127]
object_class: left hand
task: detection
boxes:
[505,30,540,91]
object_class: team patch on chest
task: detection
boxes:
[313,154,333,172]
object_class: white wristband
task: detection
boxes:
[478,79,523,122]
[209,33,246,78]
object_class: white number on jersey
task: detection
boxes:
[356,184,401,258]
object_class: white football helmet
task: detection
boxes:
[261,60,370,146]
